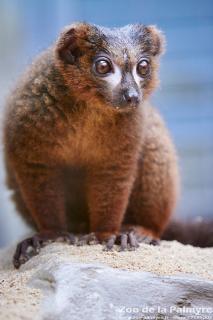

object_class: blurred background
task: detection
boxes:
[0,0,213,247]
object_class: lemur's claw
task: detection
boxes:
[136,234,160,245]
[13,231,76,269]
[77,233,98,246]
[103,232,140,251]
[103,235,117,251]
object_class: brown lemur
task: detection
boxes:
[3,22,179,268]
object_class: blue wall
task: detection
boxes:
[0,0,213,245]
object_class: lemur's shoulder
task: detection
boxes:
[4,47,71,131]
[143,103,170,138]
[9,48,63,102]
[141,103,178,170]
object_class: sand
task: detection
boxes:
[0,241,212,320]
[0,246,42,320]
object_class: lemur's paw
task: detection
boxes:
[136,235,160,246]
[76,233,99,246]
[102,232,140,251]
[13,231,76,269]
[121,225,160,246]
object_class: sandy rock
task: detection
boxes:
[0,241,213,320]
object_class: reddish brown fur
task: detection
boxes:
[3,23,179,250]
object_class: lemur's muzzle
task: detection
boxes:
[121,72,140,108]
[123,88,140,107]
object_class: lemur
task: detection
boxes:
[4,22,180,268]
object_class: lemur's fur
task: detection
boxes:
[4,23,179,268]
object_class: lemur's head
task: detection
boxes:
[56,23,165,111]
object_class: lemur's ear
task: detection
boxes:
[139,25,166,56]
[56,23,96,64]
[147,25,166,56]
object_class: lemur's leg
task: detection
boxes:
[10,162,74,268]
[124,107,179,244]
[86,163,139,250]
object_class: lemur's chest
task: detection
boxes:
[59,107,144,165]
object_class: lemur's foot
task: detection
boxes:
[136,235,160,246]
[122,225,160,246]
[98,232,140,251]
[76,233,99,246]
[13,231,76,269]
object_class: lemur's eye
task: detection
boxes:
[94,58,113,76]
[137,59,150,77]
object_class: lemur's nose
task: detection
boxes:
[123,89,139,105]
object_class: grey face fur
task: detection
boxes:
[91,25,150,109]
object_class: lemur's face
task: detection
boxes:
[56,23,165,111]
